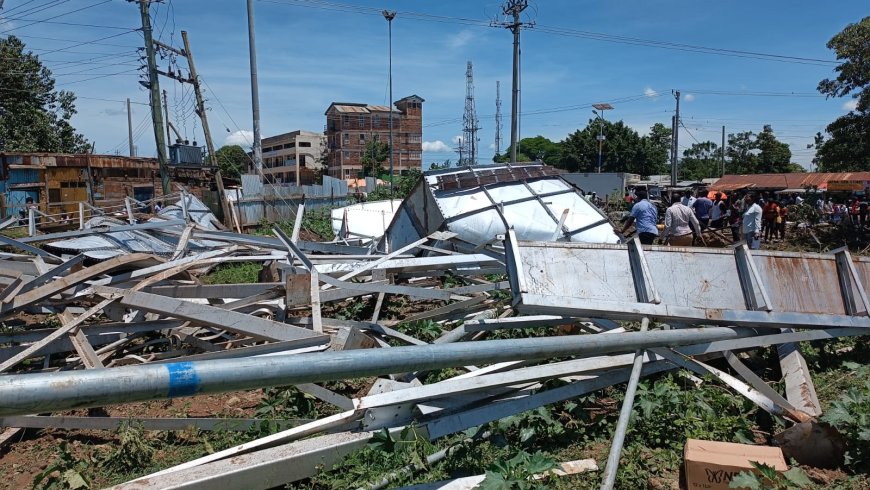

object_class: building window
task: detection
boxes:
[359,133,366,143]
[342,115,350,125]
[342,133,349,145]
[409,151,421,160]
[408,133,422,144]
[358,115,365,127]
[284,143,295,149]
[373,115,380,127]
[299,141,311,147]
[343,151,350,162]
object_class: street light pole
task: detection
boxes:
[383,10,396,198]
[592,103,613,174]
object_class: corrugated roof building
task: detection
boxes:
[713,172,870,192]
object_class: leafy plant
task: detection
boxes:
[396,320,443,343]
[201,262,261,284]
[729,461,812,489]
[98,422,155,474]
[33,441,91,490]
[479,450,559,490]
[496,407,565,446]
[820,362,870,470]
[256,386,319,420]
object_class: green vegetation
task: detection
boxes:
[729,462,812,489]
[214,144,248,179]
[201,262,261,284]
[0,36,89,153]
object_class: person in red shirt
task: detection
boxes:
[762,200,779,241]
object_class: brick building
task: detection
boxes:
[324,95,424,179]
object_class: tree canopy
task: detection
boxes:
[360,135,390,177]
[815,16,870,172]
[214,144,248,179]
[0,36,89,153]
[559,120,671,175]
[497,135,562,167]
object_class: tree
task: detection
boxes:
[214,145,248,179]
[497,136,562,166]
[681,141,720,181]
[756,125,793,173]
[816,16,870,171]
[360,135,390,177]
[0,36,89,153]
[559,120,670,176]
[726,131,759,174]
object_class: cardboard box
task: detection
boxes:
[684,439,787,490]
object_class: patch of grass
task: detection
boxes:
[201,262,261,284]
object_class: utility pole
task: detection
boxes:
[495,81,502,158]
[721,125,726,177]
[181,30,232,226]
[133,0,170,195]
[494,0,532,163]
[383,10,396,197]
[461,61,480,166]
[126,98,134,157]
[246,0,263,175]
[671,90,680,187]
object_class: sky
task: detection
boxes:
[1,0,867,171]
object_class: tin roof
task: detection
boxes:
[714,172,870,191]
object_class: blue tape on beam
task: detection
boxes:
[166,362,201,398]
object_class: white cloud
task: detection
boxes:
[644,87,659,98]
[446,30,474,49]
[225,130,254,148]
[422,140,451,153]
[843,99,859,111]
[684,93,696,102]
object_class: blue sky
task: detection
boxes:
[1,0,867,170]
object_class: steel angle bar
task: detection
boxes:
[290,203,304,243]
[317,273,470,302]
[426,361,674,440]
[273,225,313,271]
[16,254,86,295]
[0,327,755,417]
[734,244,773,312]
[0,234,60,260]
[0,272,24,304]
[627,238,660,304]
[94,287,328,345]
[833,247,870,316]
[722,351,813,422]
[146,283,283,299]
[114,430,376,490]
[136,409,363,482]
[516,293,870,330]
[463,315,578,333]
[600,317,649,490]
[0,415,310,432]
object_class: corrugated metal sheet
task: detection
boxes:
[714,172,870,192]
[8,168,41,185]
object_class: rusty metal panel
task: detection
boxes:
[645,250,745,310]
[754,255,845,315]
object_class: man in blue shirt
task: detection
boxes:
[619,188,659,245]
[692,190,714,229]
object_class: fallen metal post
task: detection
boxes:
[0,327,756,417]
[599,317,649,490]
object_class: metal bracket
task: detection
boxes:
[734,244,772,312]
[832,247,870,316]
[627,238,661,304]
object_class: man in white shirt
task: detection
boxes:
[741,193,763,249]
[662,200,702,246]
[681,191,696,209]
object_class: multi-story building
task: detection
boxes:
[261,130,327,185]
[324,95,424,179]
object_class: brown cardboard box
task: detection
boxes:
[684,439,787,490]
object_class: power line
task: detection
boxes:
[0,0,113,34]
[0,17,134,30]
[13,33,141,49]
[0,0,56,17]
[262,0,838,67]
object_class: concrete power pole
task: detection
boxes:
[494,0,531,163]
[181,30,232,226]
[721,125,726,177]
[671,90,680,187]
[246,0,263,175]
[127,98,134,157]
[134,0,170,195]
[495,81,502,158]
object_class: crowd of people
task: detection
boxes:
[618,188,798,250]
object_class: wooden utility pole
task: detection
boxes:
[181,30,232,225]
[133,0,170,195]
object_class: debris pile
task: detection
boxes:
[0,167,867,489]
